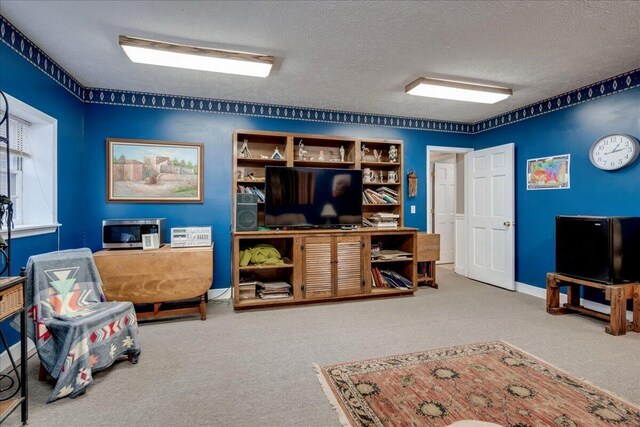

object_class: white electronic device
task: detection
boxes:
[171,226,212,248]
[141,233,160,250]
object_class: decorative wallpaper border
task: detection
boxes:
[1,14,638,135]
[83,87,472,133]
[472,68,640,133]
[0,16,84,101]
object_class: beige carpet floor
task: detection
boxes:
[4,267,640,426]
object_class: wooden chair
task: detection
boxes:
[416,233,440,288]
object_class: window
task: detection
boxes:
[0,93,58,238]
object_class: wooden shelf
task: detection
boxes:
[371,258,413,263]
[238,259,294,270]
[361,161,401,169]
[370,287,414,294]
[293,160,355,168]
[0,398,24,422]
[363,203,400,207]
[237,179,265,184]
[236,296,295,307]
[363,182,400,186]
[237,158,287,166]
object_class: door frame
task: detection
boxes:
[426,146,473,234]
[426,146,473,275]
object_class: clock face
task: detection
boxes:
[589,134,640,171]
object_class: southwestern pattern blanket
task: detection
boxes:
[18,248,141,402]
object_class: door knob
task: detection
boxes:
[503,221,511,227]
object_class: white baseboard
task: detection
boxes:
[515,281,634,322]
[208,287,231,300]
[0,338,36,374]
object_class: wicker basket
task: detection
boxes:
[0,283,23,320]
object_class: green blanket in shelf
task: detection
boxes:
[240,244,284,266]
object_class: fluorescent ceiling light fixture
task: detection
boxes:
[405,77,512,104]
[119,35,274,78]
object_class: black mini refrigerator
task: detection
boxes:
[556,216,640,284]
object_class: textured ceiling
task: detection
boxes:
[1,1,639,123]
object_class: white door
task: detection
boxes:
[434,162,455,263]
[467,143,515,290]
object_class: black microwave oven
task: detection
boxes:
[102,218,166,249]
[555,216,640,284]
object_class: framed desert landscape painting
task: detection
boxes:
[107,138,204,202]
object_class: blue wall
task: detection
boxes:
[84,104,471,289]
[473,87,640,289]
[0,43,85,346]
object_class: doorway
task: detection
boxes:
[426,147,473,274]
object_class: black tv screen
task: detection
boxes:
[265,166,363,227]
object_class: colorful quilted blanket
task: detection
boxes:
[19,248,141,402]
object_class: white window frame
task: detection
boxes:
[1,93,59,238]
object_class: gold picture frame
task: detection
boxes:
[107,138,204,202]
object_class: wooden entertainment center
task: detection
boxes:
[233,228,417,309]
[232,130,425,309]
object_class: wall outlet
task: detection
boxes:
[410,205,416,214]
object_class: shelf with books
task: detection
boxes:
[368,231,416,291]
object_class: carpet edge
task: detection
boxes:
[500,341,640,410]
[313,363,353,427]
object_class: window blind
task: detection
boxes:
[0,112,32,156]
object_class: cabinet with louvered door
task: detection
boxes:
[335,236,365,297]
[301,236,334,299]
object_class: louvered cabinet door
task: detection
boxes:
[302,237,334,299]
[336,236,364,296]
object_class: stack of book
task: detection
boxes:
[237,185,265,202]
[363,213,399,228]
[259,281,292,300]
[371,249,412,260]
[362,187,398,205]
[238,280,259,300]
[371,267,412,289]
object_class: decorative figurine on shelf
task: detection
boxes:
[339,145,345,162]
[388,170,398,183]
[363,168,374,183]
[298,140,307,160]
[378,170,384,182]
[318,150,325,161]
[271,146,284,160]
[239,139,251,158]
[389,145,398,163]
[373,149,383,163]
[260,154,270,159]
[361,144,369,160]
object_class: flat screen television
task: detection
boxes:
[265,166,363,228]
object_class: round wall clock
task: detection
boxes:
[589,134,640,171]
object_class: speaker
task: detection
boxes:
[236,193,258,231]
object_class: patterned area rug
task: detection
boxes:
[315,341,640,426]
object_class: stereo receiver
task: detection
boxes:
[171,227,212,248]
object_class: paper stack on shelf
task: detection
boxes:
[239,280,260,300]
[364,212,400,228]
[362,187,398,205]
[371,249,412,260]
[259,281,292,300]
